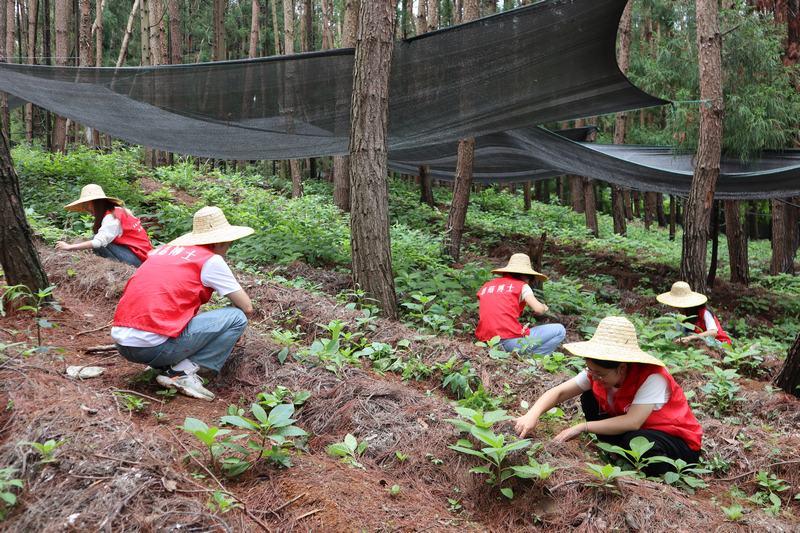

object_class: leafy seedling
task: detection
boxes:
[20,438,66,464]
[326,434,368,469]
[585,463,638,491]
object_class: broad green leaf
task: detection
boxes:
[344,434,358,452]
[0,492,16,505]
[275,426,308,438]
[469,465,492,475]
[449,445,487,458]
[250,403,268,425]
[268,403,295,427]
[181,417,209,434]
[663,471,680,485]
[470,426,503,448]
[483,409,511,425]
[500,487,514,499]
[219,416,259,431]
[500,438,531,454]
[443,418,473,433]
[326,443,350,457]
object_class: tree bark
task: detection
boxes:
[419,165,434,207]
[282,0,303,197]
[301,0,312,52]
[53,0,70,152]
[611,1,632,235]
[249,1,260,58]
[523,181,531,211]
[333,0,359,211]
[167,0,181,64]
[584,178,599,237]
[534,180,549,203]
[270,0,281,54]
[25,0,39,143]
[444,0,478,262]
[0,0,7,140]
[775,334,800,398]
[680,0,723,295]
[426,0,439,31]
[644,191,658,229]
[349,0,397,319]
[445,138,474,262]
[213,0,226,61]
[669,195,677,241]
[79,0,93,144]
[117,0,140,66]
[321,0,334,49]
[724,199,749,284]
[656,193,667,227]
[415,0,426,36]
[569,176,585,213]
[0,126,49,291]
[770,199,795,274]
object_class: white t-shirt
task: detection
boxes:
[519,284,533,303]
[573,369,670,411]
[91,213,123,248]
[111,255,242,347]
[698,308,717,332]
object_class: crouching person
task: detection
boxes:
[111,206,254,401]
[514,316,702,476]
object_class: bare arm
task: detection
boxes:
[514,379,583,437]
[227,289,253,315]
[523,291,549,315]
[552,403,655,442]
[55,240,95,251]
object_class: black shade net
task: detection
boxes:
[0,0,798,198]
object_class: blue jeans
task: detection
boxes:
[115,307,247,373]
[94,243,142,267]
[500,323,566,356]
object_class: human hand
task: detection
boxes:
[552,424,583,443]
[514,414,538,438]
[674,336,693,345]
[55,241,72,251]
[542,304,549,314]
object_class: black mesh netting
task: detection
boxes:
[0,0,798,198]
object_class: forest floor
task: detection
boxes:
[2,162,800,531]
[1,240,798,532]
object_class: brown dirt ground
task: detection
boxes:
[0,247,798,531]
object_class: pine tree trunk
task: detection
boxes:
[776,334,800,398]
[349,0,397,319]
[746,199,758,239]
[249,0,260,57]
[415,0,426,36]
[445,138,474,262]
[79,0,93,145]
[584,178,599,237]
[213,0,226,61]
[669,195,676,241]
[656,193,667,227]
[534,180,549,203]
[770,199,795,274]
[94,0,103,66]
[25,0,38,143]
[724,199,749,284]
[0,0,7,140]
[301,0,312,52]
[419,165,434,207]
[523,181,531,211]
[444,0,478,263]
[611,1,632,235]
[53,0,69,152]
[270,0,281,54]
[680,0,723,295]
[282,0,303,197]
[117,0,139,66]
[333,0,359,211]
[569,176,585,213]
[0,126,49,291]
[168,0,181,64]
[321,0,334,49]
[426,0,438,31]
[707,201,720,288]
[557,176,567,204]
[644,191,657,229]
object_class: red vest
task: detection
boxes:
[113,245,215,337]
[475,276,530,341]
[110,207,153,263]
[693,307,732,345]
[590,363,703,451]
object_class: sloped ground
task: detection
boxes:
[0,248,798,531]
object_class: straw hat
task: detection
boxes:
[562,316,665,367]
[492,253,548,282]
[64,184,123,212]
[656,281,708,308]
[168,206,254,246]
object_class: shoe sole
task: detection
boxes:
[156,375,215,401]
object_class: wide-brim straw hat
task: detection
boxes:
[562,316,665,367]
[169,206,254,246]
[492,253,548,282]
[656,281,708,308]
[64,184,124,212]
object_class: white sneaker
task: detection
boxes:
[156,373,215,401]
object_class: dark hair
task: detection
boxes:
[506,272,532,283]
[682,304,707,320]
[585,358,621,369]
[91,199,119,234]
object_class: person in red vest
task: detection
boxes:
[476,253,565,355]
[55,184,153,267]
[514,316,703,475]
[111,206,254,401]
[657,281,732,346]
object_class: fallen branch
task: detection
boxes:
[85,344,117,354]
[295,509,321,521]
[714,459,800,482]
[254,492,306,516]
[76,321,113,336]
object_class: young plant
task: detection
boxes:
[206,491,242,514]
[114,392,149,413]
[721,343,765,377]
[474,336,510,360]
[220,403,308,469]
[721,503,744,521]
[510,458,556,482]
[584,463,639,491]
[700,366,742,416]
[270,327,302,364]
[0,468,23,520]
[751,470,790,516]
[436,356,479,399]
[326,434,368,469]
[256,385,311,409]
[0,284,59,347]
[180,417,236,473]
[445,407,532,499]
[650,457,711,494]
[19,438,67,464]
[596,436,659,475]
